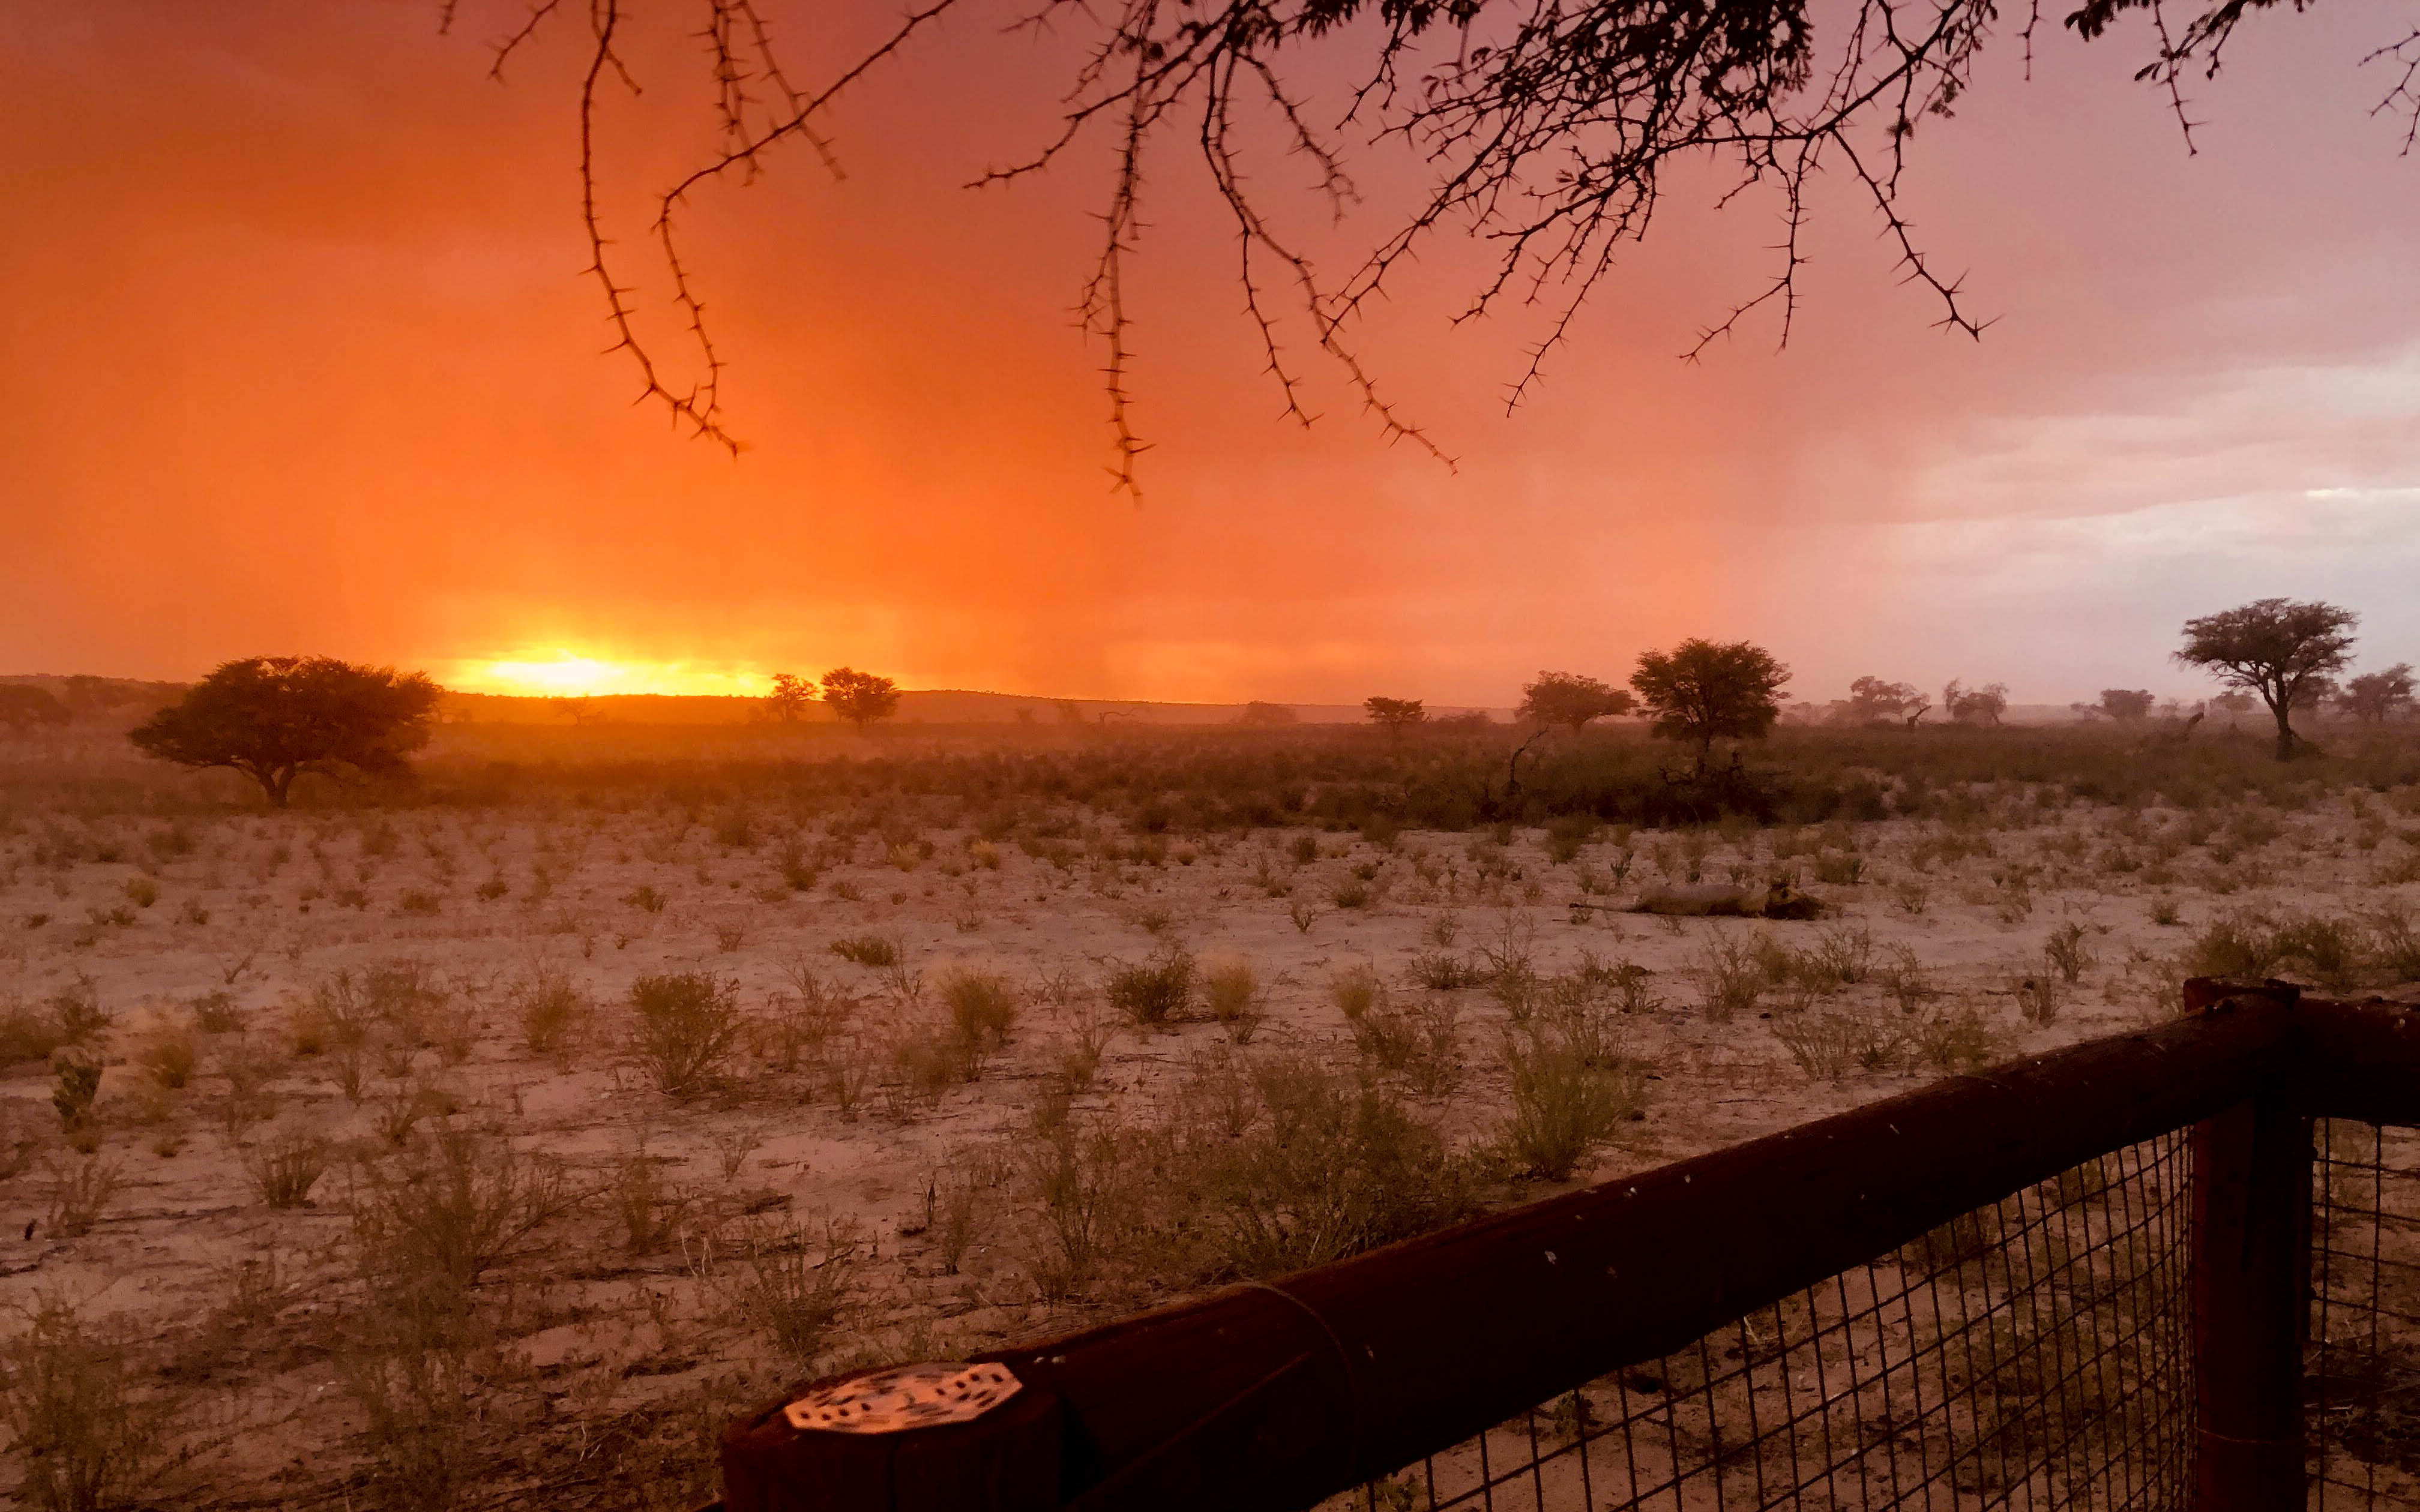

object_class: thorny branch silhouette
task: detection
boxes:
[439,0,2420,497]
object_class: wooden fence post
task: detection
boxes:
[2187,979,2310,1512]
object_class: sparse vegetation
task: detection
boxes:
[7,686,2420,1507]
[629,973,746,1097]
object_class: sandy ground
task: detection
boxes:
[1,776,2415,1508]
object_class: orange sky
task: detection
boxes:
[5,1,2418,706]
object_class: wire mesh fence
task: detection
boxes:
[2311,1118,2420,1509]
[1334,1132,2197,1512]
[724,991,2420,1512]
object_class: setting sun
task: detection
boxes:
[448,652,768,698]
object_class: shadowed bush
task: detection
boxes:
[629,973,746,1097]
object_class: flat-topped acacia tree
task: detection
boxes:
[819,668,901,732]
[1517,673,1633,734]
[128,656,441,806]
[2177,598,2359,760]
[1631,640,1790,776]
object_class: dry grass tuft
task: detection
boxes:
[629,973,745,1098]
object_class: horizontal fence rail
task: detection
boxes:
[717,983,2420,1512]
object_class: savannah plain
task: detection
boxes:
[4,705,2419,1510]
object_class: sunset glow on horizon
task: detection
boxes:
[7,4,2420,706]
[448,653,773,700]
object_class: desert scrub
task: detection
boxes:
[243,1126,331,1209]
[1328,961,1383,1021]
[938,968,1020,1064]
[137,1019,196,1090]
[1409,949,1485,990]
[1350,997,1463,1096]
[511,966,590,1057]
[1200,955,1265,1042]
[1774,1012,1904,1081]
[1106,948,1194,1028]
[1693,937,1762,1023]
[1170,1055,1489,1280]
[1499,1015,1648,1179]
[43,1153,122,1238]
[0,1292,166,1512]
[1912,1004,1999,1073]
[728,1217,865,1370]
[629,973,746,1097]
[50,1055,102,1142]
[2043,920,2096,984]
[350,1123,570,1296]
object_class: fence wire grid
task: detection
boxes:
[2311,1119,2420,1509]
[1334,1132,2197,1512]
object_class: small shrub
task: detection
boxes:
[1331,875,1373,910]
[613,1148,686,1254]
[137,1023,195,1090]
[0,1292,163,1512]
[51,1058,101,1136]
[2272,914,2369,992]
[1106,950,1194,1028]
[122,877,158,910]
[1882,949,1936,1015]
[394,890,442,917]
[1201,956,1265,1041]
[2043,921,2096,985]
[190,991,245,1034]
[513,968,591,1057]
[733,1218,864,1370]
[624,884,667,914]
[1774,1013,1903,1080]
[1693,938,1762,1023]
[43,1153,122,1238]
[1500,1027,1647,1179]
[1353,998,1462,1096]
[1287,899,1321,934]
[47,984,107,1047]
[1409,949,1485,990]
[244,1127,331,1208]
[1329,961,1383,1021]
[350,1122,568,1294]
[1808,924,1877,986]
[940,969,1020,1066]
[0,1001,66,1068]
[1814,851,1866,885]
[1912,1004,1997,1073]
[629,973,746,1097]
[2187,913,2280,980]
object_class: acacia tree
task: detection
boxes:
[1364,696,1427,736]
[417,0,2420,488]
[2338,664,2417,723]
[0,685,70,736]
[2176,598,2359,760]
[1517,672,1633,733]
[2098,689,2155,722]
[819,668,901,732]
[1941,680,2009,728]
[127,657,442,807]
[1839,677,1928,728]
[762,671,817,724]
[1631,640,1790,775]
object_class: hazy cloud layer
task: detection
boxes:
[4,1,2416,706]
